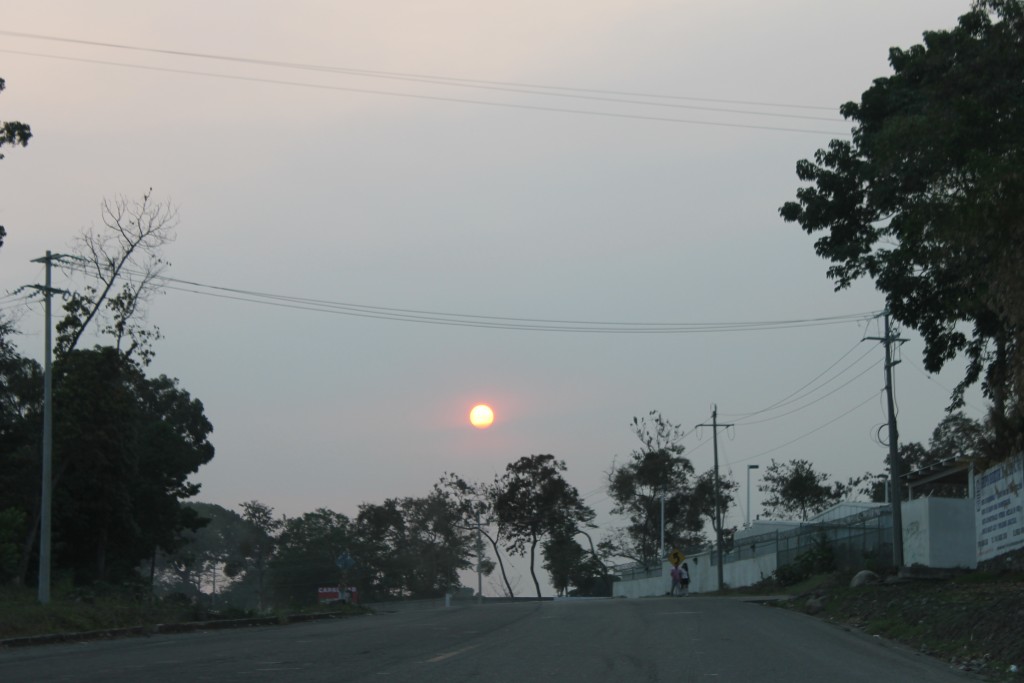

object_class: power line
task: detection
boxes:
[1,48,849,136]
[731,391,880,465]
[0,30,841,113]
[47,260,882,334]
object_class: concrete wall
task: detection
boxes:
[612,550,778,598]
[903,497,976,569]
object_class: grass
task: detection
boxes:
[0,584,368,641]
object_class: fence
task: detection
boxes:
[716,505,894,574]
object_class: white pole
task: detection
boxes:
[746,464,759,527]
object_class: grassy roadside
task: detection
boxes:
[766,571,1024,681]
[0,585,366,642]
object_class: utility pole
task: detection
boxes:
[697,406,733,591]
[867,312,906,570]
[476,509,483,604]
[746,464,760,527]
[28,251,68,605]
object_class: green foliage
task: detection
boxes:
[605,412,705,568]
[0,76,32,250]
[495,454,594,599]
[773,535,836,586]
[349,490,476,601]
[779,0,1024,415]
[0,508,26,583]
[758,459,846,521]
[269,508,351,607]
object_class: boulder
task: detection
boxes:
[850,570,880,588]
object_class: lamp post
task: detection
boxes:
[746,464,760,527]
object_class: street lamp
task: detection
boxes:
[746,464,760,527]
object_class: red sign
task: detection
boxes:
[318,586,341,602]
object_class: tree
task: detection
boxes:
[494,454,594,599]
[349,491,475,601]
[270,509,351,607]
[0,321,41,585]
[57,189,176,365]
[758,459,846,521]
[691,468,739,549]
[605,412,699,568]
[0,76,32,250]
[437,473,510,596]
[238,501,283,612]
[151,502,250,603]
[860,413,993,501]
[44,348,213,585]
[779,1,1024,421]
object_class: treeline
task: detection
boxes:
[152,455,612,610]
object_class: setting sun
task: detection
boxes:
[469,404,495,429]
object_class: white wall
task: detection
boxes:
[903,497,976,569]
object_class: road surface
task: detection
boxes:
[0,597,975,682]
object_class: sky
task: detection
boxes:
[0,1,985,593]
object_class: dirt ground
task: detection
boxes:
[783,572,1024,680]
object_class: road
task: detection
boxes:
[0,597,975,682]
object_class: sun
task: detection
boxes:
[469,404,495,429]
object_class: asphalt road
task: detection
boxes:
[0,597,976,682]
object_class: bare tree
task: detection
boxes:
[57,189,177,365]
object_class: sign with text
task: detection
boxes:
[318,586,341,603]
[975,454,1024,562]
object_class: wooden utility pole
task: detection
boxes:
[867,312,906,569]
[697,406,733,591]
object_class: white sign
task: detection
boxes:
[975,454,1024,562]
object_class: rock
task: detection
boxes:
[850,570,880,588]
[805,596,825,615]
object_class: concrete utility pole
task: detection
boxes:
[28,251,68,605]
[697,406,733,591]
[476,509,483,604]
[867,312,906,570]
[746,464,760,527]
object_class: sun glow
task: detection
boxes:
[469,404,495,429]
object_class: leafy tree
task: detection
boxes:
[758,459,846,521]
[269,508,351,607]
[151,502,249,602]
[779,1,1024,422]
[238,500,282,612]
[494,454,594,599]
[0,76,32,249]
[541,525,587,597]
[605,412,699,568]
[437,473,510,596]
[691,468,739,548]
[44,348,213,585]
[350,499,403,600]
[0,322,41,584]
[860,413,993,501]
[350,491,475,601]
[400,491,475,598]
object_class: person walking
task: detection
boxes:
[669,563,682,596]
[680,562,690,596]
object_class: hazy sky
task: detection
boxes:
[0,1,983,590]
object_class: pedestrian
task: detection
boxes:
[669,563,682,596]
[680,562,690,596]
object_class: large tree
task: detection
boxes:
[238,500,282,612]
[758,459,846,521]
[47,348,213,585]
[605,412,701,568]
[270,508,351,607]
[0,76,32,250]
[494,454,594,599]
[779,1,1024,428]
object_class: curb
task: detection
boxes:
[0,611,356,649]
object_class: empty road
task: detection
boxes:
[0,597,974,682]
